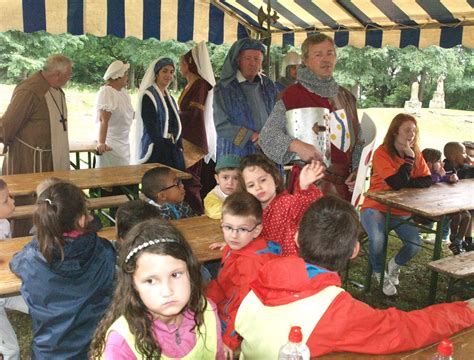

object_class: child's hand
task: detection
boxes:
[299,160,325,190]
[345,171,357,192]
[449,173,459,183]
[223,344,233,359]
[209,242,226,250]
[433,162,446,177]
[466,298,474,310]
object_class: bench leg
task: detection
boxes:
[446,278,455,302]
[365,261,372,293]
[428,217,445,305]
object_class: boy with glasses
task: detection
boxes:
[206,192,281,359]
[141,167,195,220]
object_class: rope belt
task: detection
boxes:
[14,137,51,174]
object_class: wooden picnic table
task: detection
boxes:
[319,325,474,359]
[69,139,97,169]
[0,216,223,295]
[2,141,97,169]
[0,163,191,197]
[365,178,474,304]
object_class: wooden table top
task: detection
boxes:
[69,139,97,152]
[427,251,474,279]
[319,326,474,359]
[0,216,223,295]
[0,163,191,197]
[365,179,474,218]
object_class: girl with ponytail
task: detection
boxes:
[10,181,116,359]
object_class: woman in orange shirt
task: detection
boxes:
[360,114,432,296]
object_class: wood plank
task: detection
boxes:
[0,163,191,197]
[0,216,223,295]
[69,140,96,153]
[10,195,131,220]
[365,179,474,218]
[319,326,474,359]
[427,252,474,279]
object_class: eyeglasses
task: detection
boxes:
[221,223,261,235]
[159,178,183,192]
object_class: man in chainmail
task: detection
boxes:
[260,34,363,200]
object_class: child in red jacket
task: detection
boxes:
[236,195,474,359]
[206,191,281,359]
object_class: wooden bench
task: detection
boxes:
[0,216,223,295]
[10,195,130,220]
[427,252,474,301]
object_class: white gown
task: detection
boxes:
[94,85,134,167]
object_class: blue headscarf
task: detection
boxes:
[154,57,174,74]
[220,38,266,86]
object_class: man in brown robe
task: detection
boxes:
[0,54,72,235]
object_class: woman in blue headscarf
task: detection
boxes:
[132,58,185,170]
[213,38,278,159]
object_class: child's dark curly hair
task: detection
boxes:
[239,154,285,194]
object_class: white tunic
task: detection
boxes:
[94,85,134,167]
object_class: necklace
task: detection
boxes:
[48,89,67,131]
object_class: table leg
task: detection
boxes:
[87,152,92,168]
[76,152,80,169]
[428,216,445,305]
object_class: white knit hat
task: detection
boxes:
[103,60,130,80]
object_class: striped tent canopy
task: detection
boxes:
[0,0,472,48]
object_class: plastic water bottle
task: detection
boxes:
[431,339,453,360]
[278,326,310,360]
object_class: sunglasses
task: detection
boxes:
[159,178,183,192]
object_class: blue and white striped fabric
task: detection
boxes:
[0,0,472,48]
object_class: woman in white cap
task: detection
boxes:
[178,41,216,213]
[95,60,134,167]
[132,58,184,170]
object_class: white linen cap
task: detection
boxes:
[103,60,130,80]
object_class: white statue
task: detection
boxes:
[410,81,419,101]
[405,81,422,115]
[430,75,446,109]
[436,75,445,94]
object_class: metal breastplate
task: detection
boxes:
[285,107,331,167]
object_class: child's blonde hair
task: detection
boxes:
[36,177,63,197]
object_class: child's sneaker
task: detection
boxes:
[374,272,397,296]
[448,239,465,255]
[387,257,401,286]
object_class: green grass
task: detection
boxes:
[1,84,473,357]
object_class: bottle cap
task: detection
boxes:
[288,326,303,343]
[437,339,453,356]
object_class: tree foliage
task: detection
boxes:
[0,31,472,110]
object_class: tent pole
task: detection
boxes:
[257,0,279,76]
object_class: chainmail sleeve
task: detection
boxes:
[260,100,296,164]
